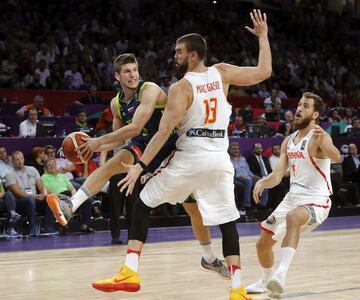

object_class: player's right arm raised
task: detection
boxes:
[253,136,290,203]
[215,9,271,86]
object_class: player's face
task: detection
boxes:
[294,98,318,130]
[174,43,189,75]
[115,63,139,90]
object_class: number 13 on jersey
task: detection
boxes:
[203,98,217,124]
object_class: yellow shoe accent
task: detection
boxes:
[92,265,141,293]
[230,286,255,300]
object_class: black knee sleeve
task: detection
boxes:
[219,221,240,257]
[128,197,151,243]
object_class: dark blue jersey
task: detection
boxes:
[115,80,177,172]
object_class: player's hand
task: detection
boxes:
[118,163,143,196]
[253,180,264,204]
[78,137,100,161]
[313,125,326,145]
[245,9,268,38]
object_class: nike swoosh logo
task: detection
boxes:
[114,275,133,283]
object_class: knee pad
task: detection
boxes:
[128,197,151,243]
[219,221,240,257]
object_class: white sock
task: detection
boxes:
[71,188,91,212]
[277,247,296,277]
[263,267,273,281]
[200,241,216,263]
[125,250,140,272]
[229,265,241,288]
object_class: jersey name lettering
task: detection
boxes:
[196,81,220,94]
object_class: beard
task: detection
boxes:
[295,115,313,130]
[175,60,188,79]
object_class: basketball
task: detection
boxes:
[62,132,89,164]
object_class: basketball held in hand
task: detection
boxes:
[62,132,89,164]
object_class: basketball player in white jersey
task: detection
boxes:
[246,92,341,298]
[92,9,271,300]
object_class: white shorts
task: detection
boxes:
[140,150,240,226]
[261,192,331,242]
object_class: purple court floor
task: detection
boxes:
[0,216,359,253]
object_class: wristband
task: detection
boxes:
[138,160,147,170]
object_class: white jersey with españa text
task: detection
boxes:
[176,66,231,152]
[287,129,332,196]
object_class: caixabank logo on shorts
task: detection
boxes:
[186,128,225,138]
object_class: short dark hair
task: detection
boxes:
[302,92,324,124]
[176,33,207,60]
[114,53,138,73]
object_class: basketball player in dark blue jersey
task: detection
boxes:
[47,53,229,279]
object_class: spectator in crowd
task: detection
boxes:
[228,114,246,137]
[34,59,51,88]
[74,159,98,179]
[77,84,102,104]
[342,144,360,183]
[341,143,360,205]
[0,146,13,179]
[229,142,263,211]
[345,117,360,133]
[16,95,51,117]
[42,158,97,233]
[0,182,21,237]
[5,151,55,235]
[258,82,270,98]
[0,1,359,100]
[264,88,282,108]
[64,63,84,89]
[269,144,281,170]
[342,107,354,123]
[30,147,47,175]
[278,110,296,136]
[74,109,92,133]
[331,91,346,109]
[327,109,342,123]
[18,108,38,137]
[35,43,54,67]
[62,74,76,90]
[95,107,113,135]
[247,143,272,207]
[45,145,79,187]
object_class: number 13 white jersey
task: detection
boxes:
[176,66,232,152]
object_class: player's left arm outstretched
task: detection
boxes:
[119,80,189,196]
[313,125,341,162]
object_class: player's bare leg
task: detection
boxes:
[47,149,134,225]
[246,231,277,294]
[267,207,309,297]
[182,202,231,279]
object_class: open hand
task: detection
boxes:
[245,9,268,38]
[117,163,143,196]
